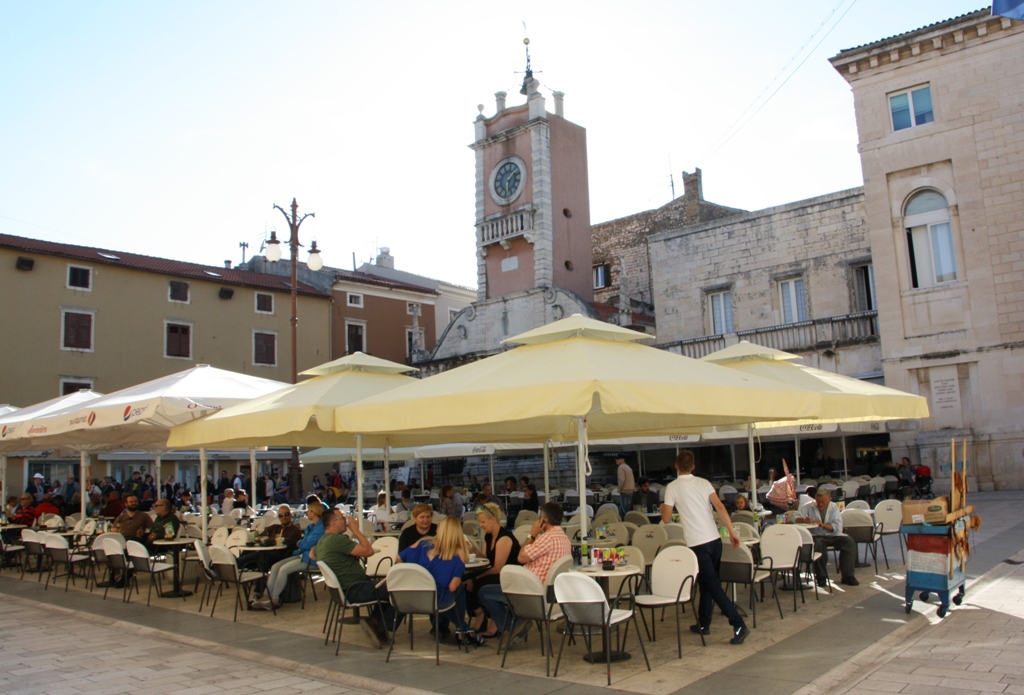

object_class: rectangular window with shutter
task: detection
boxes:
[165,322,192,359]
[67,265,92,290]
[708,291,734,335]
[853,265,876,312]
[60,378,94,395]
[62,310,94,351]
[779,279,807,324]
[253,331,276,366]
[255,293,274,314]
[346,322,365,354]
[169,280,190,303]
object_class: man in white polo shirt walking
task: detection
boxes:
[661,449,749,644]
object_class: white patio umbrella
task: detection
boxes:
[0,392,104,513]
[167,353,418,528]
[334,315,823,538]
[701,341,928,507]
[0,404,21,507]
[4,365,287,524]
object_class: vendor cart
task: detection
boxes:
[901,514,969,618]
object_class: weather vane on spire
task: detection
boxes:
[518,22,538,95]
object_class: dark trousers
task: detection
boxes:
[812,534,857,579]
[346,579,398,630]
[691,538,744,630]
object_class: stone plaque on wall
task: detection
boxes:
[930,364,963,428]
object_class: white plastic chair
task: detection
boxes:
[367,536,398,577]
[318,561,382,655]
[624,511,649,527]
[553,572,650,685]
[846,500,871,511]
[514,509,539,528]
[101,535,130,602]
[842,508,883,574]
[385,563,457,666]
[661,523,686,542]
[720,542,780,627]
[499,564,564,675]
[634,545,700,657]
[841,480,861,500]
[512,525,531,546]
[42,533,88,593]
[794,524,830,598]
[210,527,230,547]
[126,540,176,606]
[631,524,668,579]
[209,545,263,622]
[757,524,804,613]
[874,500,904,566]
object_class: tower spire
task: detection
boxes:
[519,31,533,95]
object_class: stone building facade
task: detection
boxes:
[648,187,880,377]
[830,9,1024,490]
[590,169,743,319]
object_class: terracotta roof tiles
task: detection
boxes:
[0,233,331,297]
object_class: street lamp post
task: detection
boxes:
[267,197,323,501]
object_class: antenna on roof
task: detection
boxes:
[668,154,676,200]
[239,241,249,264]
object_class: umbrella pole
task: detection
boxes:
[489,454,494,493]
[0,455,5,516]
[842,436,848,479]
[249,449,257,511]
[575,417,589,539]
[383,439,390,509]
[748,424,758,510]
[730,444,737,480]
[80,452,89,519]
[200,448,208,545]
[155,454,161,499]
[543,440,551,501]
[355,434,364,519]
[794,437,800,486]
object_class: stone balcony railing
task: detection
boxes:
[477,208,535,249]
[661,310,878,359]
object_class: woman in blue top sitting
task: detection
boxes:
[252,500,325,610]
[397,515,478,644]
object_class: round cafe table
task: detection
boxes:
[153,538,197,598]
[567,564,641,663]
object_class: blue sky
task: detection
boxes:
[0,1,984,287]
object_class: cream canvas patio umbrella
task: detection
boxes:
[0,392,103,513]
[334,314,823,537]
[701,341,929,498]
[6,366,287,522]
[168,353,418,527]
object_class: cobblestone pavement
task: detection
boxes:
[0,602,397,695]
[797,547,1024,695]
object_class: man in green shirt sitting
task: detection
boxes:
[312,508,394,647]
[144,499,181,551]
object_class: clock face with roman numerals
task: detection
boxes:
[494,161,522,200]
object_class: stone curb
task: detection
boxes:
[788,546,1024,695]
[0,592,435,695]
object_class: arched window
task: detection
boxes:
[904,190,956,288]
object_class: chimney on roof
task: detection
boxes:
[682,168,704,222]
[552,91,564,118]
[376,247,394,269]
[224,260,232,269]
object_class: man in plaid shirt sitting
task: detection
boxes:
[477,501,570,645]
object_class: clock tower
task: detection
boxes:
[471,74,592,301]
[424,57,597,369]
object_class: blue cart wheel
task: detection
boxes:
[937,605,948,618]
[952,594,963,606]
[905,601,913,614]
[920,592,930,601]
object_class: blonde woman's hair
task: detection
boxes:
[307,501,325,519]
[430,516,464,562]
[476,502,502,523]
